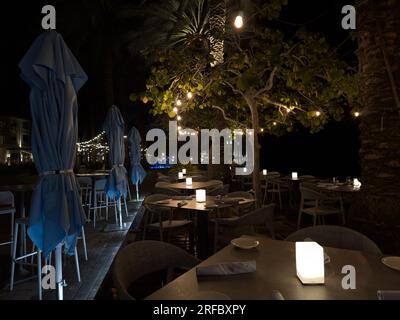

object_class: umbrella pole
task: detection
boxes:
[55,244,64,300]
[118,197,123,228]
[136,183,139,201]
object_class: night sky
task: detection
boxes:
[1,0,359,177]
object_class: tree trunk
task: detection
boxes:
[247,96,262,208]
[349,0,400,254]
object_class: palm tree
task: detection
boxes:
[209,0,227,66]
[351,0,400,254]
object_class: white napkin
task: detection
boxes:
[304,238,331,263]
[196,261,256,276]
[271,290,285,300]
[377,290,400,300]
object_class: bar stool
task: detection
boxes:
[10,217,84,300]
[0,191,16,256]
[89,179,110,229]
[10,217,42,299]
[77,177,92,217]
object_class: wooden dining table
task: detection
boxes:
[147,236,400,300]
[163,180,222,191]
[147,196,255,259]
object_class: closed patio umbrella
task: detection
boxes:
[19,31,88,300]
[103,105,129,229]
[128,127,146,201]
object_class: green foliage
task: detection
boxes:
[131,0,359,136]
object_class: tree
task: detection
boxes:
[132,1,358,206]
[350,0,400,254]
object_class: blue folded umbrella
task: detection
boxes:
[128,127,147,186]
[19,31,88,257]
[103,106,129,199]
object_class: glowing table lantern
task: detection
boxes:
[292,172,298,180]
[196,189,206,203]
[178,172,184,179]
[353,178,362,189]
[263,169,268,176]
[182,169,187,175]
[186,177,193,186]
[296,242,325,284]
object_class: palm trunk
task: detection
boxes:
[349,0,400,254]
[209,0,226,66]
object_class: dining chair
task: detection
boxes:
[207,184,230,196]
[113,240,200,300]
[143,195,192,242]
[297,185,345,229]
[261,172,289,208]
[212,204,276,252]
[285,225,382,255]
[225,191,255,216]
[0,191,16,256]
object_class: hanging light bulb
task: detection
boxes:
[234,13,244,29]
[176,100,182,106]
[177,116,182,121]
[187,92,193,100]
[354,112,360,118]
[315,111,321,117]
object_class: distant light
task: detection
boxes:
[177,116,182,121]
[178,126,182,130]
[234,15,244,29]
[354,112,360,118]
[176,100,182,106]
[273,122,277,126]
[173,107,178,113]
[124,135,128,139]
[187,92,193,99]
[315,111,321,117]
[260,128,264,133]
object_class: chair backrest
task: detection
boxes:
[0,191,14,207]
[226,191,254,199]
[299,186,327,202]
[207,184,230,196]
[94,178,107,190]
[113,240,200,300]
[208,180,223,187]
[155,182,171,189]
[285,225,382,255]
[144,194,171,206]
[235,204,275,227]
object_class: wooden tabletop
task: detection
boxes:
[164,181,222,191]
[147,196,255,212]
[315,182,361,193]
[147,236,400,300]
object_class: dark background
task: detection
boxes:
[0,0,360,178]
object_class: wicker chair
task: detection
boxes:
[113,240,200,300]
[285,225,382,255]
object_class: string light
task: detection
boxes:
[354,112,360,118]
[260,128,264,133]
[234,14,244,29]
[176,100,182,107]
[273,122,277,126]
[187,92,193,99]
[177,116,182,121]
[315,111,321,117]
[173,107,178,113]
